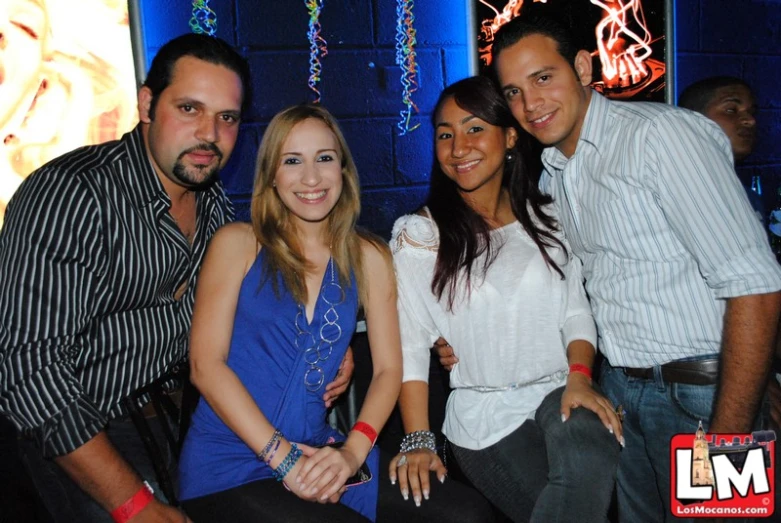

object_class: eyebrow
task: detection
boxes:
[528,66,557,79]
[435,115,477,128]
[281,149,338,155]
[501,65,557,91]
[173,97,242,116]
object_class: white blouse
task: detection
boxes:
[391,209,597,450]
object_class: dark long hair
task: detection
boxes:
[427,76,565,310]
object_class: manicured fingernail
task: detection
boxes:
[321,493,329,500]
[401,489,408,501]
[620,436,626,448]
[439,475,446,484]
[561,414,567,423]
[423,489,429,500]
[609,426,614,434]
[414,496,421,507]
[390,477,396,485]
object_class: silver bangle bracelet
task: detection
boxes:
[400,430,436,454]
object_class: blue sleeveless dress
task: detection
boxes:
[178,250,379,520]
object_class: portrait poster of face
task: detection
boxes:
[1,0,140,228]
[475,0,669,103]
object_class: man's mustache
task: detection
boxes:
[180,143,223,161]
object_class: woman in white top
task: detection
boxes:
[388,76,622,522]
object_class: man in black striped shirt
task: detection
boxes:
[0,34,247,522]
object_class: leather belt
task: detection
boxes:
[140,389,182,418]
[622,359,719,386]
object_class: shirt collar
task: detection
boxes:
[541,89,610,173]
[123,125,167,209]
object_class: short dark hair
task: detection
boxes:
[492,12,579,70]
[678,76,752,114]
[143,33,252,118]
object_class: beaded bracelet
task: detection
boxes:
[258,429,282,463]
[400,430,436,454]
[264,437,282,465]
[273,443,303,482]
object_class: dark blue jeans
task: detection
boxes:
[599,359,718,523]
[18,418,174,522]
[450,385,620,523]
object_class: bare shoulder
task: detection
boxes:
[357,233,396,302]
[207,222,259,268]
[358,233,392,270]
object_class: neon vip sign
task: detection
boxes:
[478,0,660,94]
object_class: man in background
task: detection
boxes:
[679,76,763,223]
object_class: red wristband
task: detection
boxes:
[351,421,378,447]
[111,482,154,523]
[569,363,592,381]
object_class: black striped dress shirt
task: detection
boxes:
[0,126,234,457]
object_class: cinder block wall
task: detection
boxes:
[140,1,781,236]
[140,1,470,238]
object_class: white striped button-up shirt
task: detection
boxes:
[0,126,233,456]
[540,92,781,368]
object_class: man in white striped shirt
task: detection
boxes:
[492,13,781,523]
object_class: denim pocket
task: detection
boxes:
[670,383,716,423]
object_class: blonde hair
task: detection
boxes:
[250,104,386,306]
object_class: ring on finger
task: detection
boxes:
[615,404,625,423]
[397,454,408,468]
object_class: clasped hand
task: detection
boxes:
[286,443,360,503]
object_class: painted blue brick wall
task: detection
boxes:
[139,0,470,238]
[676,0,781,215]
[138,1,779,236]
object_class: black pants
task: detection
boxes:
[182,451,496,523]
[451,386,619,523]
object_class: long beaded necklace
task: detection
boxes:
[294,257,345,392]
